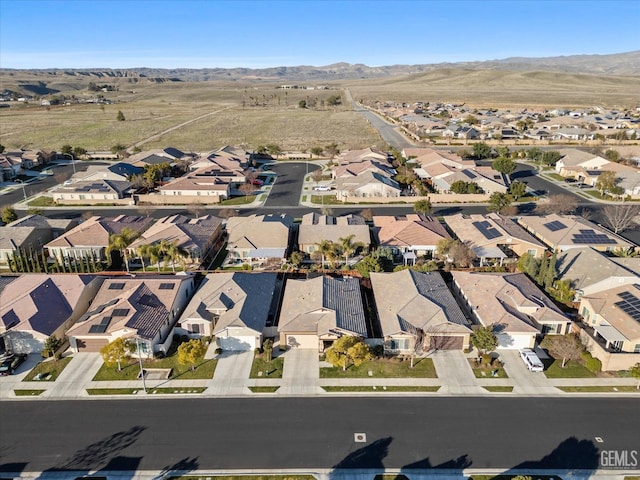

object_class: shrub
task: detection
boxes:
[581,351,602,373]
[180,335,189,344]
[53,352,62,361]
[372,344,384,358]
[153,351,165,359]
[254,347,262,355]
[41,349,52,358]
[215,348,222,355]
[481,353,494,366]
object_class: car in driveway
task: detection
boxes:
[564,178,577,184]
[0,353,28,376]
[576,182,588,189]
[519,348,544,372]
[313,185,331,191]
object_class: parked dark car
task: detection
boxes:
[0,353,28,376]
[576,183,588,189]
[564,178,577,183]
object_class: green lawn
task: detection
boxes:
[483,386,514,393]
[27,196,55,207]
[14,389,46,396]
[557,385,639,393]
[146,387,207,394]
[220,195,256,206]
[310,194,342,205]
[23,356,73,382]
[545,173,565,181]
[544,360,597,378]
[584,189,606,200]
[248,386,280,393]
[92,355,217,381]
[468,359,509,378]
[87,388,140,395]
[250,354,284,378]
[322,385,440,392]
[320,357,437,378]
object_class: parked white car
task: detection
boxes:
[313,186,331,191]
[519,348,544,372]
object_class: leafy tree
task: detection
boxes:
[0,144,5,153]
[413,198,432,215]
[545,251,557,289]
[492,156,516,176]
[100,338,131,371]
[310,146,324,158]
[325,143,340,158]
[463,115,479,125]
[262,339,274,363]
[495,145,510,158]
[470,325,498,356]
[630,363,640,390]
[298,99,307,109]
[604,149,620,162]
[116,110,125,121]
[1,207,18,224]
[106,227,139,273]
[526,147,543,161]
[288,250,305,268]
[536,253,548,286]
[61,144,73,156]
[595,171,619,196]
[325,336,372,371]
[517,252,540,278]
[551,279,575,304]
[177,338,207,371]
[327,94,342,106]
[266,143,282,159]
[44,335,63,357]
[541,150,561,167]
[541,334,583,368]
[111,143,127,154]
[72,146,87,158]
[355,254,384,278]
[486,192,513,214]
[601,204,640,234]
[508,181,527,200]
[472,142,492,160]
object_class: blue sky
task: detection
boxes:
[1,0,638,69]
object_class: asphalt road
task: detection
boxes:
[1,398,638,473]
[264,161,320,207]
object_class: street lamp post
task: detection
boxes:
[63,153,76,175]
[135,337,147,394]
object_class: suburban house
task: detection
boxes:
[45,215,154,264]
[578,283,640,371]
[516,214,635,253]
[158,174,232,202]
[127,214,224,268]
[177,272,278,350]
[0,215,78,268]
[66,274,195,355]
[277,275,368,351]
[411,150,475,180]
[431,166,508,194]
[225,214,293,268]
[334,170,402,199]
[371,270,472,354]
[0,274,103,354]
[189,146,249,172]
[452,271,572,349]
[298,213,371,257]
[51,179,135,205]
[331,157,396,180]
[614,169,640,199]
[555,247,640,301]
[554,148,609,178]
[128,147,189,168]
[444,213,546,265]
[372,214,451,262]
[71,162,144,183]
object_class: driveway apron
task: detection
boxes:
[432,350,485,395]
[280,348,322,395]
[208,350,254,396]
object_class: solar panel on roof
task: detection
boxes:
[544,220,567,232]
[615,290,640,323]
[109,282,125,290]
[89,324,108,333]
[472,220,501,240]
[112,308,130,317]
[159,283,175,290]
[572,229,617,244]
[99,316,112,326]
[462,170,476,179]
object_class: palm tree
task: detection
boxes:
[137,244,153,272]
[166,241,189,272]
[318,240,335,270]
[106,227,139,273]
[339,234,365,266]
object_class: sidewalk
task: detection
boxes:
[1,349,638,401]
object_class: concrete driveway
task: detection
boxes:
[209,350,254,395]
[499,349,557,395]
[280,348,322,395]
[431,350,485,395]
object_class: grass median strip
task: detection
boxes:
[557,386,640,393]
[87,388,139,395]
[86,387,207,395]
[248,386,280,393]
[322,386,440,392]
[482,386,514,393]
[14,389,46,396]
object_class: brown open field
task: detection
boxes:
[345,69,640,109]
[2,68,638,152]
[0,80,382,152]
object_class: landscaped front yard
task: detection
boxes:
[320,357,437,378]
[250,354,284,378]
[23,356,73,381]
[93,352,217,381]
[544,360,597,378]
[468,358,508,378]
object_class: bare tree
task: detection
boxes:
[449,241,476,267]
[187,203,205,219]
[602,204,640,234]
[310,168,323,186]
[217,208,237,219]
[359,208,374,221]
[535,194,578,215]
[239,182,255,198]
[541,334,583,368]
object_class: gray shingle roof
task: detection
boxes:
[323,277,368,336]
[410,270,471,327]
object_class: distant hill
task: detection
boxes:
[1,51,638,97]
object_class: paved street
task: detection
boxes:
[1,397,638,473]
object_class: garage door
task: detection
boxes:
[429,335,464,350]
[75,337,109,352]
[217,335,257,351]
[496,333,534,350]
[284,334,318,349]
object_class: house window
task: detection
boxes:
[390,338,409,350]
[527,249,537,256]
[581,306,590,321]
[190,324,201,334]
[634,344,640,353]
[611,340,623,352]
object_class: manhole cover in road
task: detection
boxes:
[354,433,367,443]
[595,437,604,443]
